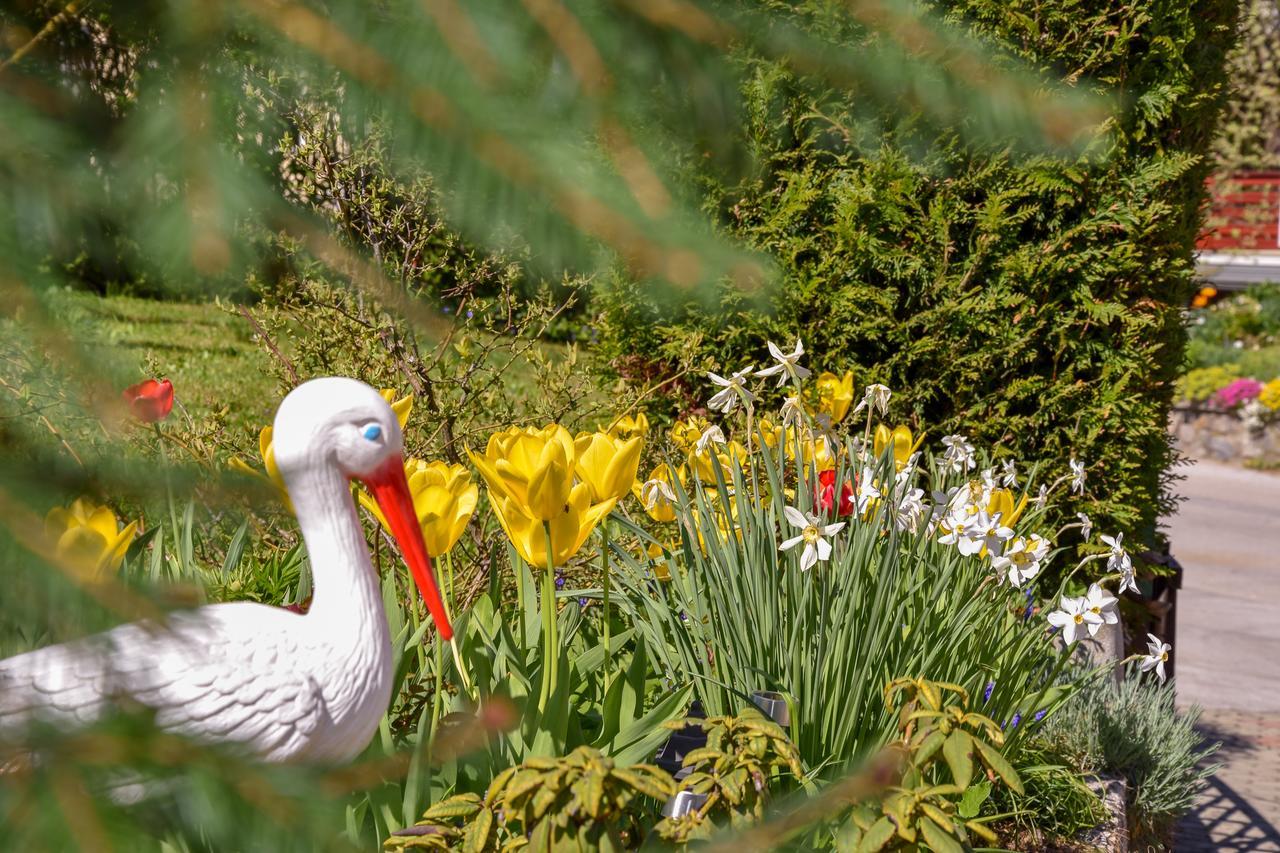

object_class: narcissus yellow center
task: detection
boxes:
[802,525,821,544]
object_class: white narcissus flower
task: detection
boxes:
[780,395,806,427]
[1082,583,1119,629]
[640,477,677,511]
[1001,459,1019,489]
[981,468,997,490]
[1046,595,1102,645]
[991,534,1048,587]
[695,424,726,455]
[779,506,845,572]
[941,434,976,474]
[855,467,881,515]
[959,510,1013,557]
[894,487,927,532]
[1100,532,1138,595]
[706,366,755,414]
[1140,633,1171,682]
[1035,483,1048,510]
[1069,457,1087,495]
[1078,512,1093,540]
[755,339,811,387]
[853,383,892,417]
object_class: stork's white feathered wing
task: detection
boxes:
[0,602,344,763]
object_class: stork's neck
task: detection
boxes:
[288,465,384,629]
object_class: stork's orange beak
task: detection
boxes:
[362,455,453,641]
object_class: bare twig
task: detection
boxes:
[236,305,300,385]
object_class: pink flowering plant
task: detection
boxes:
[1212,377,1265,409]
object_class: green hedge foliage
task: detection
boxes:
[597,0,1240,546]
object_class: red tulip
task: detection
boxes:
[817,469,855,517]
[122,378,174,423]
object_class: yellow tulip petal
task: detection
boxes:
[55,526,112,580]
[44,506,73,542]
[105,520,139,573]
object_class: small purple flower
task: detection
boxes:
[466,309,474,319]
[1034,709,1047,723]
[983,682,994,704]
[555,573,565,589]
[443,305,453,315]
[1006,712,1022,730]
[1213,377,1264,408]
[578,597,589,608]
[679,611,688,622]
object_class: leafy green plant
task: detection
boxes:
[655,707,806,843]
[1037,668,1220,845]
[1177,364,1245,403]
[835,677,1019,853]
[385,746,673,851]
[613,422,1078,773]
[988,743,1109,846]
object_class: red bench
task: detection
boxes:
[1197,171,1280,251]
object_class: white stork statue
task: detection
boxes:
[0,378,453,764]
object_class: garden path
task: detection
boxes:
[1167,460,1280,852]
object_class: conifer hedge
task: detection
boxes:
[597,0,1240,551]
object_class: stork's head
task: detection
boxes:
[273,378,452,639]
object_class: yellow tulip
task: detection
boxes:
[688,440,749,481]
[469,424,577,522]
[574,431,643,503]
[230,390,413,513]
[606,412,649,441]
[873,424,924,472]
[42,497,139,581]
[378,389,414,431]
[816,371,855,423]
[985,487,1029,527]
[360,459,478,557]
[670,416,711,453]
[646,541,676,581]
[756,416,782,450]
[229,425,294,511]
[632,462,685,523]
[490,483,616,568]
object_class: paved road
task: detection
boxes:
[1167,460,1280,851]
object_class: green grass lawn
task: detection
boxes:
[49,290,281,436]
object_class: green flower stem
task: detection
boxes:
[537,523,558,714]
[601,520,612,692]
[431,615,445,731]
[440,550,475,700]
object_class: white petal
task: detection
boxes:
[816,538,832,561]
[1046,611,1071,628]
[799,543,817,572]
[779,535,803,551]
[821,521,846,536]
[783,506,809,528]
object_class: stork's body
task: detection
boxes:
[0,378,451,763]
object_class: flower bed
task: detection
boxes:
[1171,402,1280,465]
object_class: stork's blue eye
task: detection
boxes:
[362,424,383,441]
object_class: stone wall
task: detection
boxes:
[1171,404,1280,465]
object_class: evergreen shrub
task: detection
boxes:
[597,0,1240,547]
